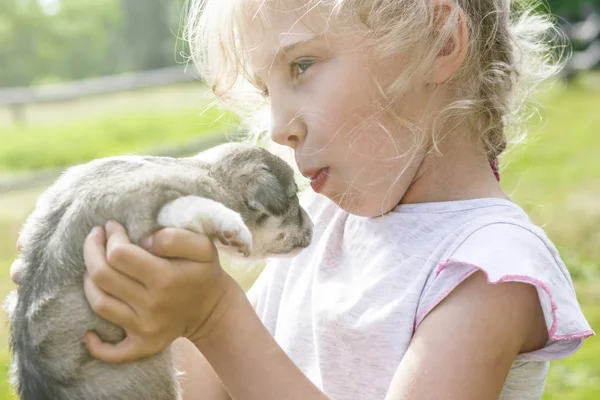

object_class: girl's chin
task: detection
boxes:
[329,191,403,217]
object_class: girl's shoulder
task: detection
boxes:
[416,208,595,361]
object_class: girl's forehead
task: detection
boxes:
[244,1,330,45]
[243,3,332,67]
[242,1,362,71]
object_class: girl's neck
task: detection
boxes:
[400,144,509,205]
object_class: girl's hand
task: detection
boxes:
[83,220,240,364]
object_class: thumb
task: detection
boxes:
[84,331,148,364]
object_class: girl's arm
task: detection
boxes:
[384,271,548,400]
[172,291,261,400]
[187,270,546,400]
[172,338,231,400]
[82,223,325,399]
[84,222,546,400]
[189,281,330,400]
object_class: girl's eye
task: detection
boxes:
[293,59,315,76]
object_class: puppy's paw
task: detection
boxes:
[158,196,253,257]
[213,217,252,257]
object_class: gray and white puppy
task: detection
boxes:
[4,142,312,400]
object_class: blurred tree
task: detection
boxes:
[1,0,598,88]
[120,0,175,71]
[48,0,123,80]
[545,0,600,17]
[0,0,49,87]
[0,0,184,88]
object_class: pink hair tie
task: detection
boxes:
[490,158,500,181]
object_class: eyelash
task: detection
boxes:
[258,58,316,98]
[292,59,315,76]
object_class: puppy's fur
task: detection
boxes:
[4,143,312,400]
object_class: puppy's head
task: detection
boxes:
[199,143,313,258]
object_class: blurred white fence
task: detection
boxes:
[0,67,201,125]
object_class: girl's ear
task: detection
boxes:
[243,167,289,216]
[429,1,469,84]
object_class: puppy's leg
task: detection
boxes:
[157,196,252,256]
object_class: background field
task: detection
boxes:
[0,80,598,399]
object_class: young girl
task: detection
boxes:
[10,0,594,399]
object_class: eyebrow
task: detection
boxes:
[278,34,324,58]
[251,34,325,87]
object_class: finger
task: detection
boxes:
[16,236,22,252]
[105,220,131,247]
[104,220,134,270]
[104,220,171,284]
[143,228,217,263]
[83,273,138,331]
[10,258,25,285]
[84,226,146,302]
[84,332,151,364]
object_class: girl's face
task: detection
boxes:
[246,4,435,216]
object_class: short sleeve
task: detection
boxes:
[416,222,594,362]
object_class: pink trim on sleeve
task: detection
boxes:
[415,266,480,329]
[552,331,596,341]
[415,258,596,342]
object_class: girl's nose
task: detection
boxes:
[269,102,307,149]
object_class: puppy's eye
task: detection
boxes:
[256,213,269,225]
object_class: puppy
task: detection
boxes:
[4,142,313,400]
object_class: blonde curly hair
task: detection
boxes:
[186,0,564,162]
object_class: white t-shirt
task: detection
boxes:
[249,193,594,400]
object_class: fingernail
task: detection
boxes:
[142,235,153,250]
[90,226,101,236]
[105,220,112,231]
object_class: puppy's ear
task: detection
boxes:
[244,166,288,216]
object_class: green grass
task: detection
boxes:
[0,106,237,173]
[0,81,599,399]
[501,83,600,279]
[0,188,36,400]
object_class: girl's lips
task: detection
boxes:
[308,168,328,193]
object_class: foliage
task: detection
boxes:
[1,0,599,88]
[0,0,52,87]
[0,0,188,87]
[545,0,600,17]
